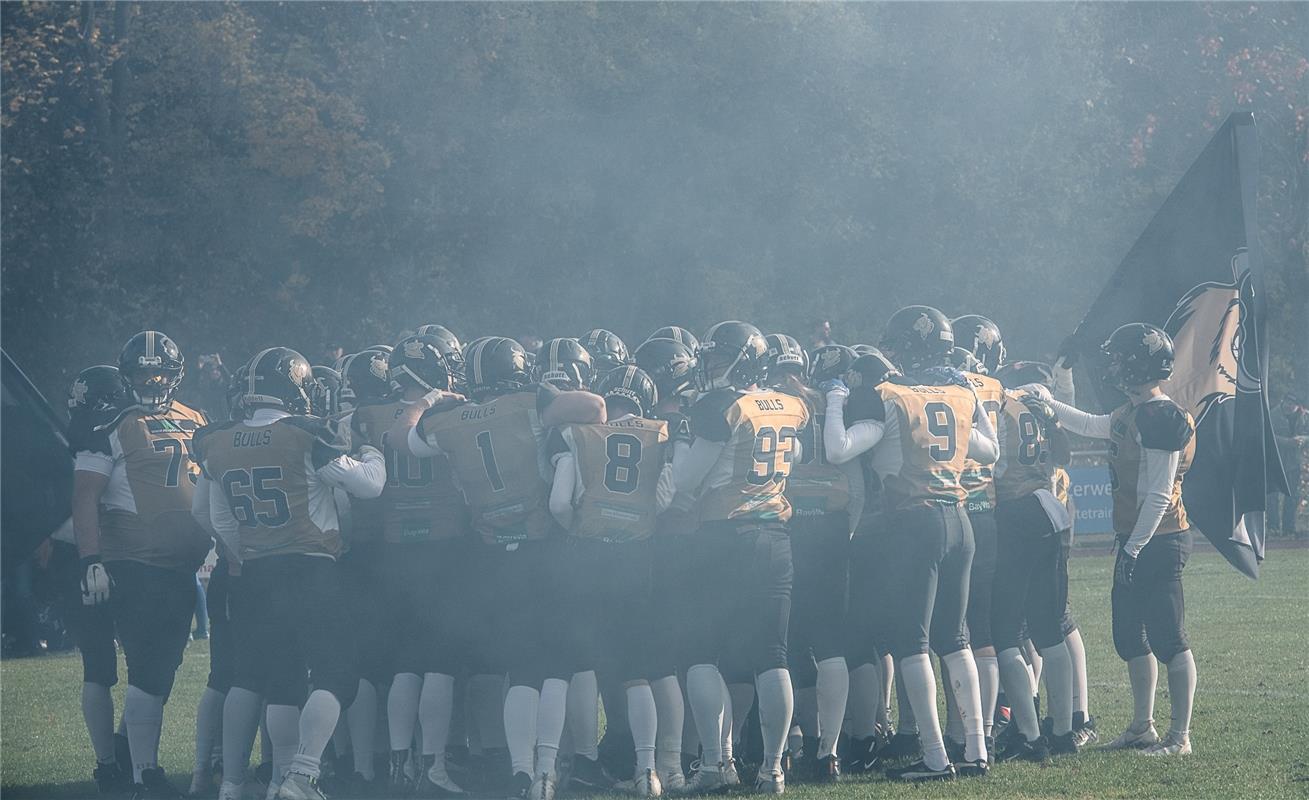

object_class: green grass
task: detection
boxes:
[4,549,1309,799]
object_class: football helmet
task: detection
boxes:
[764,333,809,382]
[68,365,124,413]
[851,344,880,357]
[340,348,394,405]
[580,329,631,373]
[633,337,697,401]
[994,361,1055,391]
[648,325,700,353]
[595,365,658,419]
[809,345,858,386]
[464,337,530,399]
[953,315,1006,373]
[537,337,595,389]
[118,331,185,411]
[848,349,900,389]
[949,346,985,373]
[416,324,462,355]
[1102,323,1174,389]
[695,321,768,392]
[243,347,315,414]
[310,366,343,417]
[879,306,954,372]
[389,334,454,394]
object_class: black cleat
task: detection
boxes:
[1049,732,1079,756]
[996,736,1051,764]
[567,756,613,791]
[841,736,876,774]
[131,768,184,799]
[885,760,956,783]
[507,771,532,800]
[94,762,130,795]
[944,736,966,764]
[955,759,990,779]
[813,754,841,784]
[1072,713,1099,747]
[879,732,921,762]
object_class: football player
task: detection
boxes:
[193,347,386,800]
[70,332,212,799]
[388,336,605,800]
[65,366,133,795]
[765,335,861,783]
[986,361,1078,761]
[346,334,472,797]
[646,326,699,354]
[546,365,673,797]
[1030,324,1197,756]
[823,306,998,782]
[580,329,631,374]
[673,321,809,795]
[537,337,595,390]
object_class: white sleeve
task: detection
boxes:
[408,425,444,458]
[967,397,999,464]
[191,474,216,536]
[208,478,241,562]
[549,452,577,529]
[823,391,884,464]
[1124,447,1182,557]
[1047,397,1113,440]
[317,446,387,499]
[1052,364,1076,405]
[74,451,116,476]
[674,438,725,493]
[655,461,676,514]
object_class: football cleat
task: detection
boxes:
[996,735,1051,764]
[1072,714,1099,747]
[529,771,557,800]
[387,750,413,793]
[507,771,533,800]
[132,768,184,799]
[567,756,612,791]
[613,768,662,797]
[680,764,727,794]
[752,768,785,795]
[721,759,742,787]
[95,762,130,795]
[217,782,242,800]
[879,732,922,762]
[885,760,956,783]
[1140,732,1191,756]
[417,765,466,798]
[954,759,990,779]
[656,768,685,794]
[841,735,875,774]
[1103,721,1160,750]
[273,771,327,800]
[944,736,966,764]
[1049,731,1079,756]
[813,755,841,784]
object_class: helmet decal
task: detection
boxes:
[912,313,934,339]
[1143,328,1168,355]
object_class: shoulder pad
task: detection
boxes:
[687,390,739,443]
[846,386,887,424]
[1135,401,1194,452]
[68,407,119,456]
[282,415,352,453]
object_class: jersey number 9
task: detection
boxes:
[925,402,957,463]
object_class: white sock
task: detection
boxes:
[976,654,999,738]
[627,684,658,772]
[685,664,724,768]
[82,682,117,764]
[504,685,540,776]
[265,704,301,784]
[720,677,734,763]
[1127,655,1158,728]
[194,687,225,773]
[1024,640,1044,690]
[221,688,262,786]
[471,674,507,751]
[123,685,165,782]
[941,661,963,742]
[348,679,377,780]
[291,689,341,778]
[1040,643,1074,736]
[940,650,986,763]
[1065,629,1090,717]
[755,668,794,774]
[997,648,1040,740]
[388,673,423,753]
[894,667,917,733]
[420,673,455,780]
[1165,651,1196,739]
[793,687,816,750]
[847,664,880,738]
[898,655,947,771]
[815,657,849,757]
[728,682,754,759]
[567,671,599,761]
[651,675,684,775]
[877,654,894,730]
[535,678,568,776]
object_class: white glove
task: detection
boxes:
[81,558,113,606]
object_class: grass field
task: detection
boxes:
[3,548,1308,799]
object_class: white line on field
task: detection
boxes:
[1087,680,1306,699]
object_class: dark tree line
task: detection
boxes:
[3,2,1306,404]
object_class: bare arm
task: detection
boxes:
[541,390,606,428]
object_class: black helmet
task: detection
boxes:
[537,337,594,389]
[648,325,700,353]
[848,349,900,389]
[764,333,809,383]
[595,365,659,419]
[118,331,185,411]
[310,366,343,417]
[696,320,768,392]
[851,344,880,357]
[414,325,466,391]
[243,347,314,414]
[389,334,454,394]
[1102,323,1174,389]
[415,324,461,354]
[68,365,123,413]
[465,337,530,399]
[949,346,984,373]
[953,315,1005,373]
[994,360,1055,391]
[634,337,697,401]
[580,329,631,373]
[227,364,250,420]
[340,348,393,406]
[880,306,954,372]
[809,345,858,385]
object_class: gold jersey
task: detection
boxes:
[561,417,669,543]
[995,389,1058,502]
[689,389,810,524]
[960,372,1004,512]
[421,391,554,545]
[350,400,470,544]
[1107,399,1196,537]
[877,380,977,512]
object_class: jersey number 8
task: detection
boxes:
[604,433,642,494]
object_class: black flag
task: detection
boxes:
[1,349,73,566]
[1061,112,1288,579]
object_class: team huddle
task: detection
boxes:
[65,307,1201,800]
